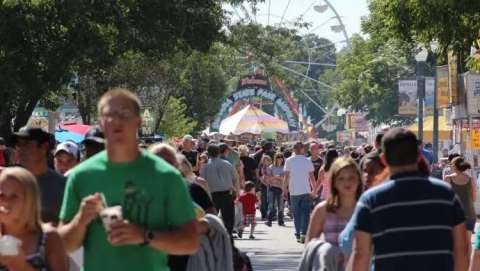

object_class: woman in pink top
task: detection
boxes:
[305,157,363,269]
[315,149,339,201]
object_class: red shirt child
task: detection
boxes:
[237,181,257,239]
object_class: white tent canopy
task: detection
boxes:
[219,105,289,135]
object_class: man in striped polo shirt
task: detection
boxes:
[349,128,468,271]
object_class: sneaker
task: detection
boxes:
[265,221,272,227]
[249,235,255,239]
[299,235,305,244]
[278,221,285,226]
[238,230,243,239]
[295,233,300,242]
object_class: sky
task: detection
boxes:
[225,0,369,50]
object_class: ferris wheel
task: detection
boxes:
[224,0,350,132]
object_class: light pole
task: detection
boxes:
[415,48,429,142]
[416,46,439,161]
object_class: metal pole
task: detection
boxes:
[432,58,439,162]
[417,62,425,141]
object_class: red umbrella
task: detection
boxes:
[61,124,92,136]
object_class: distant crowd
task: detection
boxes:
[0,88,479,271]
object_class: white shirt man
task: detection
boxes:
[284,142,315,243]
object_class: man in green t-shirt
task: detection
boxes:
[58,88,198,271]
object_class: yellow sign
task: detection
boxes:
[471,129,480,150]
[448,52,458,104]
[436,66,449,108]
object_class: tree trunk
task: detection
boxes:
[0,109,13,143]
[13,97,39,132]
[153,93,172,133]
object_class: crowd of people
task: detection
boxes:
[0,87,479,271]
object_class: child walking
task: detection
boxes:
[237,181,257,239]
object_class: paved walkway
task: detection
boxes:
[234,212,304,271]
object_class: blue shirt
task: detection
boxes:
[421,148,434,164]
[351,171,465,271]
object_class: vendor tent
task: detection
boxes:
[408,115,452,141]
[219,105,289,135]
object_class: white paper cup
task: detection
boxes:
[100,206,123,232]
[0,235,22,256]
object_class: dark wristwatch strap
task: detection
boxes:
[141,229,154,246]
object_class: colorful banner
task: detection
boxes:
[424,77,435,116]
[448,51,458,104]
[398,80,417,115]
[436,65,449,108]
[465,72,480,116]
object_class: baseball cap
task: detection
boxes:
[55,141,79,160]
[9,127,52,145]
[83,126,104,145]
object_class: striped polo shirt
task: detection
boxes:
[352,171,465,271]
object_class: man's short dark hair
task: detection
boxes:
[207,144,220,158]
[218,143,229,154]
[293,141,304,152]
[382,128,419,166]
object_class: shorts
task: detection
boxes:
[466,218,476,232]
[243,214,256,226]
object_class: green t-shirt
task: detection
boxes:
[60,150,195,271]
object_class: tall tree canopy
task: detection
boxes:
[333,35,415,125]
[363,0,480,71]
[0,0,251,138]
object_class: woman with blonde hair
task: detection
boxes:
[301,157,362,270]
[0,167,67,271]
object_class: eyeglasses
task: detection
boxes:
[100,110,136,121]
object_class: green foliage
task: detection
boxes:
[176,48,228,131]
[334,35,415,125]
[226,22,337,126]
[0,0,239,138]
[363,0,480,71]
[158,97,197,138]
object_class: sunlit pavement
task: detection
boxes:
[234,210,304,271]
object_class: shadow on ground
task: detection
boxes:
[247,250,303,271]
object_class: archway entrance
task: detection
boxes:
[211,73,299,132]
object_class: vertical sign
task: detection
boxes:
[471,129,480,150]
[436,65,449,108]
[398,80,417,115]
[424,77,435,116]
[448,51,458,104]
[465,72,480,116]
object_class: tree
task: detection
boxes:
[176,48,228,131]
[158,97,197,138]
[362,0,480,72]
[333,35,415,125]
[0,0,251,139]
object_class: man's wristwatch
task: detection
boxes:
[141,229,155,246]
